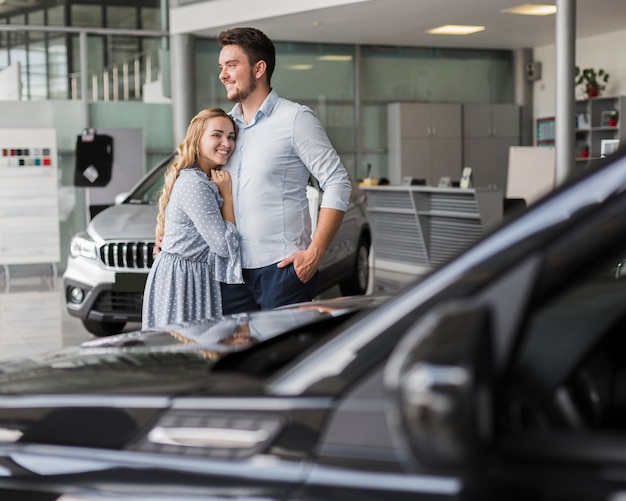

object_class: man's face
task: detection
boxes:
[218,44,257,103]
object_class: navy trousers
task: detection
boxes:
[221,263,319,315]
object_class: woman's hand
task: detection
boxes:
[154,232,163,256]
[211,169,235,225]
[211,169,232,198]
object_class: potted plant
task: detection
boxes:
[580,144,590,159]
[575,66,609,98]
[609,110,619,127]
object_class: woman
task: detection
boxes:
[142,108,242,329]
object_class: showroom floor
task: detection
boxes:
[0,265,417,363]
[0,269,102,362]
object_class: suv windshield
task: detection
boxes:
[125,154,174,204]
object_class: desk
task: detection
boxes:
[362,186,502,274]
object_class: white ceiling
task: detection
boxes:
[188,0,626,50]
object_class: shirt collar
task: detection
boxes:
[230,89,278,126]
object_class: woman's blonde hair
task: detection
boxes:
[155,107,236,240]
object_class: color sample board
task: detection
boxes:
[0,128,60,267]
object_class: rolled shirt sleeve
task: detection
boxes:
[292,107,352,212]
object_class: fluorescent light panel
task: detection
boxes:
[502,4,557,15]
[428,25,485,36]
[317,55,353,62]
[284,64,314,70]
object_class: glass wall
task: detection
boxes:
[1,6,514,177]
[0,0,161,100]
[194,38,514,181]
[360,46,513,179]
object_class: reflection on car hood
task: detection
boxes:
[0,295,387,396]
[88,203,157,241]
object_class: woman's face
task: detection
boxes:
[197,116,236,170]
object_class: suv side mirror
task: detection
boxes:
[115,192,129,205]
[384,301,493,470]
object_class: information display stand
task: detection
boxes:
[0,129,60,288]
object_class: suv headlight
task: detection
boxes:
[70,232,98,260]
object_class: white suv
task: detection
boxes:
[63,155,371,336]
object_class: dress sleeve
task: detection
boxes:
[178,172,243,284]
[212,220,243,284]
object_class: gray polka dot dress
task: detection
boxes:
[142,167,243,329]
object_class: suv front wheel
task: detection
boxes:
[82,319,126,337]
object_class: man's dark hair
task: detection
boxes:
[219,27,276,86]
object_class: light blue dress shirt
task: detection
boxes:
[226,89,352,269]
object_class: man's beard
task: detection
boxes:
[227,71,257,103]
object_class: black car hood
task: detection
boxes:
[0,295,386,397]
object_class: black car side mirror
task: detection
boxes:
[384,301,493,470]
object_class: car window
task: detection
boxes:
[505,193,626,436]
[125,155,172,204]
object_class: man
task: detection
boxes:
[217,27,352,314]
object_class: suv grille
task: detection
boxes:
[99,241,155,270]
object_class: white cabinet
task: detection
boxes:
[0,129,59,275]
[463,103,520,190]
[387,102,462,185]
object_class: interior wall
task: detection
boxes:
[533,28,626,131]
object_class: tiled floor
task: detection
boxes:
[0,268,129,362]
[0,265,417,363]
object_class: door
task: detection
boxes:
[486,191,626,500]
[431,137,462,183]
[463,103,493,139]
[493,136,518,190]
[463,104,520,189]
[431,103,463,183]
[293,367,462,501]
[463,136,493,188]
[491,104,520,138]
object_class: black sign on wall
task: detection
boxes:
[74,130,114,187]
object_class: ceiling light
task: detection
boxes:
[284,64,314,70]
[317,55,353,62]
[427,25,485,36]
[502,4,557,15]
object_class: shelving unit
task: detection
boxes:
[575,95,626,169]
[361,185,502,274]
